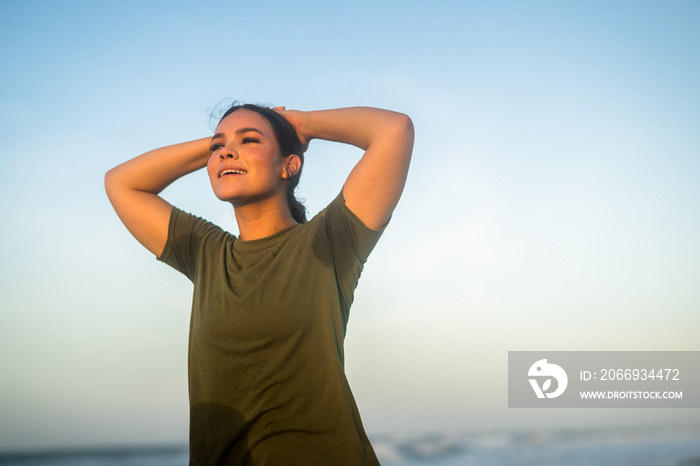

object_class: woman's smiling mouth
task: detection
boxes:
[219,168,248,178]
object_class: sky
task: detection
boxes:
[1,0,699,453]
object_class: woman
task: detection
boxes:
[105,104,414,465]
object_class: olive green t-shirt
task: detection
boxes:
[158,192,382,465]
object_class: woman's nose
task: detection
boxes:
[220,148,238,160]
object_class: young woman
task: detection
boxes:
[105,104,414,465]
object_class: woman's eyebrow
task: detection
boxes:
[235,127,264,136]
[211,127,264,142]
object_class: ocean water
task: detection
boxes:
[1,424,699,465]
[372,424,700,466]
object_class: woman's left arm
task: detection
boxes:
[282,107,414,230]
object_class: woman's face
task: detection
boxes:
[207,109,291,206]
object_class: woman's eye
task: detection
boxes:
[241,137,260,144]
[209,143,224,151]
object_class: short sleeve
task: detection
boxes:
[324,191,385,264]
[320,191,386,311]
[157,207,230,282]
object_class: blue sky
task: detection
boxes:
[1,0,699,452]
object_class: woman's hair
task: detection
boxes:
[218,103,307,223]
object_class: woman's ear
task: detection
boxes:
[283,154,301,179]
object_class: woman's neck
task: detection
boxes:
[233,197,298,241]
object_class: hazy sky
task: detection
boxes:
[1,0,699,452]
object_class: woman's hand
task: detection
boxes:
[277,106,414,231]
[273,106,311,153]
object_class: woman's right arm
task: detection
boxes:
[104,137,212,257]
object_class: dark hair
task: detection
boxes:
[218,103,307,223]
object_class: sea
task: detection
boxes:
[1,424,698,465]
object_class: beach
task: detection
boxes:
[1,424,698,466]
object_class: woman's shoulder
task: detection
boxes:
[160,206,235,261]
[316,190,386,236]
[171,206,234,238]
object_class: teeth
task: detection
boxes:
[221,169,246,176]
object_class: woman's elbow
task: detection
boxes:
[104,167,118,194]
[394,112,414,134]
[393,112,415,153]
[104,166,127,200]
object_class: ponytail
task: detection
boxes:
[287,186,307,224]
